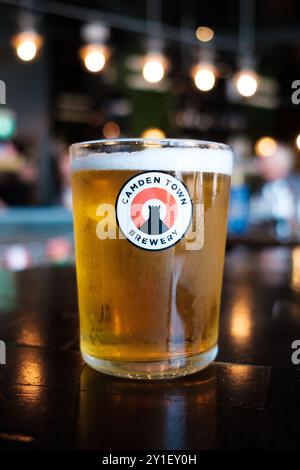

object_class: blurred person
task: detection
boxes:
[257,144,294,181]
[250,144,300,239]
[51,141,72,209]
[0,140,39,206]
[227,136,252,235]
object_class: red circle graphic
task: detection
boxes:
[130,187,178,230]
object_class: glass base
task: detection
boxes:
[81,345,218,380]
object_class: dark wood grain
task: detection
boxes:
[0,246,300,449]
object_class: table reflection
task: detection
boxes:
[230,289,252,342]
[77,365,217,450]
[291,247,300,293]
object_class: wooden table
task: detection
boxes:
[0,246,300,451]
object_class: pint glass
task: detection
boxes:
[70,139,232,379]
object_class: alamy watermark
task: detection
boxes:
[291,80,300,104]
[0,79,6,104]
[94,202,204,251]
[0,340,6,365]
[291,340,300,365]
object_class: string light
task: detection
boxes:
[192,63,216,92]
[141,128,166,138]
[80,22,110,73]
[80,44,108,73]
[195,26,214,43]
[235,69,258,97]
[255,136,277,158]
[12,31,42,62]
[142,54,166,83]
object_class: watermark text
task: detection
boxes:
[95,202,204,250]
[291,340,300,365]
[0,340,6,365]
[102,453,197,466]
[291,80,300,105]
[0,80,6,104]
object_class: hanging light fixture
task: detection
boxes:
[192,62,216,91]
[81,44,108,73]
[235,68,258,97]
[80,22,110,73]
[12,12,42,62]
[142,50,167,83]
[192,48,216,92]
[142,0,168,84]
[233,0,259,98]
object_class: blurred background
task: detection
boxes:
[0,0,300,271]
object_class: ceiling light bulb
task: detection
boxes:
[193,63,216,91]
[236,70,258,97]
[80,44,108,73]
[13,31,42,62]
[142,55,166,83]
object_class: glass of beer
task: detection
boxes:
[70,139,232,379]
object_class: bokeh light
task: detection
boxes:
[193,64,216,91]
[4,245,31,271]
[235,70,258,97]
[195,26,214,42]
[13,31,42,62]
[255,136,278,158]
[80,44,107,72]
[0,110,16,139]
[141,128,166,139]
[142,54,166,83]
[103,121,121,138]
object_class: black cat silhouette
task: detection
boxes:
[139,205,168,235]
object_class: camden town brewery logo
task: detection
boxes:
[116,171,192,251]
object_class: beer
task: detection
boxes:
[71,140,232,379]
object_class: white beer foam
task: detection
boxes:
[71,148,233,175]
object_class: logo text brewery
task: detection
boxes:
[0,80,6,105]
[116,171,193,250]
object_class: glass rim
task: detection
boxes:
[70,138,232,155]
